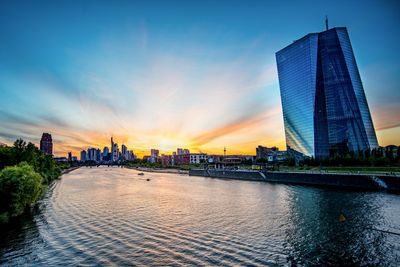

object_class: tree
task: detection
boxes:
[0,146,15,169]
[0,162,44,223]
[12,139,27,163]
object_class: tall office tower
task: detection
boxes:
[68,152,72,161]
[112,143,119,161]
[110,137,114,162]
[40,133,53,155]
[276,26,378,159]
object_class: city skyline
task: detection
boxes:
[0,1,399,157]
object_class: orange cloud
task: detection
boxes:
[189,106,281,148]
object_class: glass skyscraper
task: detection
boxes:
[276,27,378,159]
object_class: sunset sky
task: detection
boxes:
[0,0,399,157]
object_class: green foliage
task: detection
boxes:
[0,145,15,169]
[0,139,63,224]
[0,139,62,183]
[37,154,61,184]
[241,159,253,165]
[284,156,296,166]
[290,147,400,168]
[0,162,44,223]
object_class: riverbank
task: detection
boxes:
[189,169,400,193]
[0,164,79,225]
[126,166,189,174]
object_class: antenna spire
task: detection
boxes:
[325,15,329,31]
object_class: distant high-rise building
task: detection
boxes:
[121,144,127,159]
[68,152,72,161]
[128,150,135,160]
[80,150,87,162]
[103,147,109,157]
[109,137,120,162]
[102,146,110,161]
[40,133,53,155]
[110,137,115,162]
[87,148,96,161]
[112,143,119,161]
[151,149,159,157]
[96,148,101,162]
[276,26,378,159]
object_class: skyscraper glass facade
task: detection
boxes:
[276,27,378,159]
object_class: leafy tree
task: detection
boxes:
[0,162,44,223]
[0,146,15,169]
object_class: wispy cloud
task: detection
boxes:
[190,106,280,147]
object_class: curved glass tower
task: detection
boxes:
[276,27,378,159]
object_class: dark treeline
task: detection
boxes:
[0,139,62,223]
[286,146,400,167]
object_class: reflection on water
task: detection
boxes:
[1,167,400,266]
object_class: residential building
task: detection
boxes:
[190,153,208,164]
[174,154,190,165]
[161,154,172,166]
[177,148,189,155]
[256,146,279,159]
[276,26,378,159]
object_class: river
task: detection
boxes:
[1,167,400,266]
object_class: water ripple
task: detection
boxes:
[1,166,400,266]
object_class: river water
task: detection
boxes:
[1,167,400,266]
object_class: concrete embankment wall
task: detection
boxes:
[61,166,81,175]
[189,169,400,192]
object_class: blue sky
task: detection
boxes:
[0,0,399,156]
